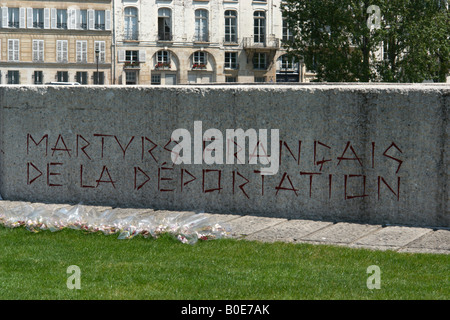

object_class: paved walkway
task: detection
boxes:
[1,200,448,255]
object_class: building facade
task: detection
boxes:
[113,0,309,85]
[0,0,315,85]
[0,0,113,85]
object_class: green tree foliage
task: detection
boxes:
[282,0,450,82]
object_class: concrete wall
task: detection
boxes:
[0,84,448,227]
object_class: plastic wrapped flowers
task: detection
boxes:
[0,201,231,245]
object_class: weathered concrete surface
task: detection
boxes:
[0,84,448,227]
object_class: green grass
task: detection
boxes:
[0,225,448,300]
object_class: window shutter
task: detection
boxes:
[2,7,8,28]
[63,40,68,62]
[39,40,44,62]
[56,40,62,62]
[75,9,80,29]
[100,41,105,62]
[49,8,58,29]
[118,49,125,62]
[76,41,81,62]
[87,9,94,30]
[32,40,38,61]
[68,9,76,29]
[8,40,13,61]
[83,41,87,62]
[67,9,72,29]
[139,50,146,62]
[105,10,111,30]
[20,8,26,28]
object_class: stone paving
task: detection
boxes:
[1,200,448,255]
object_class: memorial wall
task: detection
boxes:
[0,84,448,227]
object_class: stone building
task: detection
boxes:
[0,0,113,85]
[113,0,310,85]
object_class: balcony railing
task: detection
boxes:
[95,23,105,30]
[57,22,67,29]
[33,22,44,28]
[8,21,19,28]
[242,36,280,49]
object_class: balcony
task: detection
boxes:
[57,22,67,30]
[33,22,44,29]
[242,36,280,50]
[95,23,105,31]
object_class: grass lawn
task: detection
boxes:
[0,225,448,300]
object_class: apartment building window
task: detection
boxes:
[151,74,161,85]
[158,8,172,41]
[32,40,44,62]
[125,71,137,85]
[76,41,87,63]
[32,9,44,28]
[57,9,67,29]
[192,51,207,69]
[157,50,170,64]
[282,19,293,42]
[95,41,106,63]
[126,50,139,62]
[76,71,88,84]
[254,11,266,43]
[56,40,68,63]
[225,52,238,69]
[195,10,208,42]
[78,10,87,29]
[33,71,43,84]
[93,72,105,84]
[7,70,20,84]
[95,10,105,30]
[8,8,20,28]
[224,10,237,43]
[280,54,293,70]
[253,52,267,69]
[124,7,138,40]
[57,71,68,82]
[86,10,110,30]
[226,76,237,83]
[8,39,19,62]
[155,50,170,69]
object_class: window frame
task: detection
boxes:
[253,52,267,70]
[32,39,44,62]
[124,7,138,40]
[158,8,172,41]
[8,39,20,62]
[224,10,237,43]
[225,51,238,69]
[194,9,209,42]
